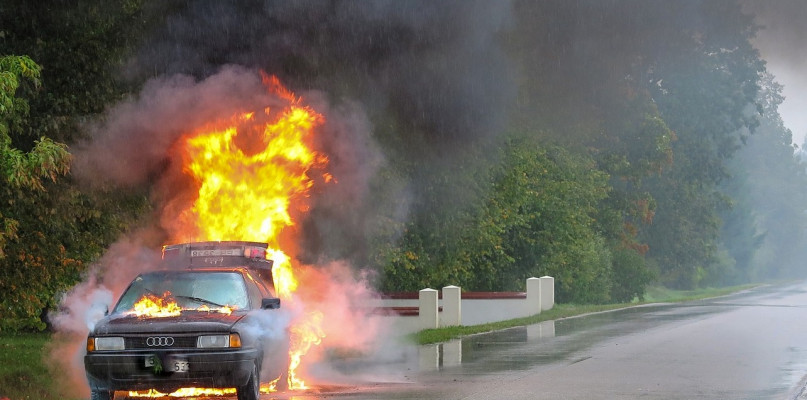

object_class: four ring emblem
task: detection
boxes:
[146,336,174,347]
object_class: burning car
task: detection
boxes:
[84,241,283,400]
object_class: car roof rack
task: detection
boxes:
[161,241,275,271]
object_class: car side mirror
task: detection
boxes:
[261,297,281,310]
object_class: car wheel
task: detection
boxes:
[90,389,114,400]
[237,363,260,400]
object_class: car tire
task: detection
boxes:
[237,363,260,400]
[90,389,114,400]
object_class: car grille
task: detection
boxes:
[125,335,198,349]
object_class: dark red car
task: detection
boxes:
[84,241,282,400]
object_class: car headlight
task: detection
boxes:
[88,337,125,352]
[197,333,241,348]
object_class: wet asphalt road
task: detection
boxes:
[279,281,807,400]
[144,282,807,400]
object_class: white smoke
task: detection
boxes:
[47,234,163,397]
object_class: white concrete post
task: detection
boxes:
[527,320,556,341]
[526,277,542,316]
[442,339,462,366]
[419,288,439,330]
[540,276,555,310]
[441,285,461,327]
[419,344,439,371]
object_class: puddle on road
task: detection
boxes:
[414,302,731,375]
[418,320,557,372]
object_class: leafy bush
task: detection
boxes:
[610,247,655,302]
[378,137,618,304]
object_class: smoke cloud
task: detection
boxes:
[74,66,273,188]
[742,0,807,144]
[53,1,518,394]
[57,60,395,395]
[128,1,515,149]
[48,234,163,397]
[117,1,518,262]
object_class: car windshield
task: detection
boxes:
[113,271,249,313]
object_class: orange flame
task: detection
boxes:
[128,388,236,398]
[128,292,181,318]
[126,292,233,318]
[288,310,325,389]
[176,91,324,244]
[261,376,281,394]
[163,75,328,392]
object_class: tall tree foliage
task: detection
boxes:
[0,56,71,257]
[509,0,764,289]
[481,139,613,303]
[380,0,771,295]
[719,73,807,283]
[379,139,622,304]
[1,0,148,143]
[643,2,764,288]
[0,1,150,331]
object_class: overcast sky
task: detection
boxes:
[743,0,807,148]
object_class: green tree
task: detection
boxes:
[376,142,499,292]
[719,72,807,283]
[0,1,151,331]
[0,55,71,259]
[482,139,613,303]
[1,0,149,143]
[379,138,617,304]
[642,2,764,288]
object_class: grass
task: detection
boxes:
[413,283,759,345]
[642,284,757,302]
[0,332,66,400]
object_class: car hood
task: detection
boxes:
[92,311,246,335]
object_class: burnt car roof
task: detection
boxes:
[161,241,274,270]
[138,267,254,275]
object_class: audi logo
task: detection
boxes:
[146,336,175,347]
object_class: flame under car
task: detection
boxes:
[84,241,282,400]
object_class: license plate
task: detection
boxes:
[172,360,189,372]
[145,356,189,372]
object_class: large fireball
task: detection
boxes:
[162,74,328,393]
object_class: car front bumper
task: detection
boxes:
[84,348,259,392]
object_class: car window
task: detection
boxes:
[114,271,250,313]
